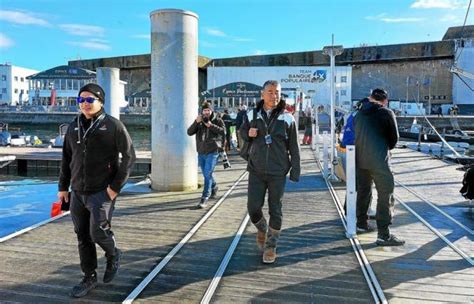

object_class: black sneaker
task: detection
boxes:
[210,186,218,199]
[70,273,98,298]
[198,198,209,208]
[103,248,122,283]
[376,234,405,246]
[356,223,375,234]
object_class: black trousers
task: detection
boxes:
[247,171,287,230]
[356,166,395,235]
[70,190,116,276]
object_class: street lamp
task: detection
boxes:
[323,44,344,180]
[295,85,301,130]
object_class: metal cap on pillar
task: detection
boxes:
[150,9,199,191]
[97,67,121,120]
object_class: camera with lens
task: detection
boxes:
[202,116,210,123]
[220,151,231,169]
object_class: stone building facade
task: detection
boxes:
[68,25,473,114]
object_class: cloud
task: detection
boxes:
[380,17,425,23]
[0,33,14,48]
[254,50,267,55]
[440,13,464,22]
[132,34,150,40]
[67,40,110,51]
[411,0,465,9]
[206,28,226,37]
[200,40,217,48]
[366,14,424,23]
[60,24,105,37]
[0,9,50,26]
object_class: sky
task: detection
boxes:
[0,0,472,72]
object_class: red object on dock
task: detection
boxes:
[50,200,63,217]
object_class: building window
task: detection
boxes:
[0,94,2,99]
[341,76,347,83]
[1,75,6,81]
[14,76,18,81]
[20,77,24,82]
[2,88,6,93]
[14,88,18,94]
[340,90,347,96]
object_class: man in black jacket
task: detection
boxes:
[354,88,404,246]
[240,80,300,264]
[221,109,234,152]
[187,101,226,208]
[58,83,136,297]
[235,104,247,150]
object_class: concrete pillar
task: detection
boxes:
[150,9,199,191]
[97,67,121,119]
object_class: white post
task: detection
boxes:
[97,67,121,119]
[150,9,199,191]
[323,131,329,177]
[323,43,343,181]
[346,145,356,238]
[311,108,319,151]
[295,87,300,132]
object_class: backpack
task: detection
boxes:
[340,111,357,148]
[460,166,474,200]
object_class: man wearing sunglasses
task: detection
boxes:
[58,83,136,298]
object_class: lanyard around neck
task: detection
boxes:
[260,108,277,135]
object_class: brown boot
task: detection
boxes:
[263,227,280,264]
[263,247,276,264]
[254,217,268,251]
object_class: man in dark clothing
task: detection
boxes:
[58,83,136,297]
[187,101,226,208]
[221,109,234,152]
[235,105,247,150]
[240,80,300,264]
[354,88,404,246]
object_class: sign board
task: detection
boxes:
[206,66,352,107]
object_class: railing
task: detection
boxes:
[0,105,151,114]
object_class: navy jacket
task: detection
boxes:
[354,101,398,170]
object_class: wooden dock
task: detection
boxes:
[0,145,472,303]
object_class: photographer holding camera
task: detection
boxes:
[187,101,226,208]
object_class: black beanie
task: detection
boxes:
[78,83,105,103]
[201,101,212,110]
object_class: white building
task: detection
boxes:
[27,65,128,108]
[0,64,39,105]
[452,38,474,112]
[206,66,352,110]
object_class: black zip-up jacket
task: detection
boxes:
[354,101,398,170]
[240,101,300,181]
[58,110,136,194]
[187,112,225,154]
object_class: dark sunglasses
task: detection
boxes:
[76,96,98,103]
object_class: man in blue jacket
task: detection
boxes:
[354,89,404,246]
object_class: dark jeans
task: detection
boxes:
[356,166,395,235]
[247,171,287,230]
[70,190,116,276]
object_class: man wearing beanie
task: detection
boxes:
[58,82,136,297]
[187,100,225,208]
